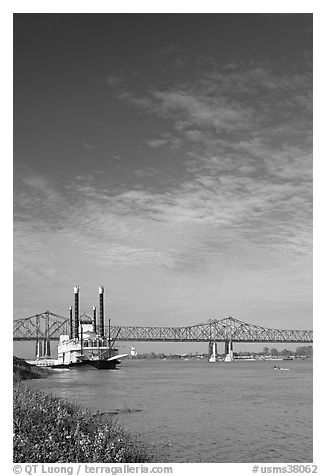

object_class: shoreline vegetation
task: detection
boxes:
[13,356,54,382]
[13,357,154,463]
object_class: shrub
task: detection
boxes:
[13,384,152,463]
[13,357,53,382]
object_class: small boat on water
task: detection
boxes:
[273,365,290,371]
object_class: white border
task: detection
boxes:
[4,3,323,475]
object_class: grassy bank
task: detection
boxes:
[13,356,53,382]
[14,383,153,463]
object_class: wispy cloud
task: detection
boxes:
[82,143,96,150]
[106,61,312,193]
[14,162,311,274]
[16,59,312,280]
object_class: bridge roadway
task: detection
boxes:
[13,311,313,343]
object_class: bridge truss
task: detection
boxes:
[13,311,70,342]
[13,312,313,344]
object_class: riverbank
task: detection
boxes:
[13,383,153,463]
[13,356,53,382]
[13,357,153,463]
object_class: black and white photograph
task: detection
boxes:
[12,11,313,469]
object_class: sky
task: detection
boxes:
[13,14,313,339]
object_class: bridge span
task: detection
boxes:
[13,311,312,361]
[13,311,313,343]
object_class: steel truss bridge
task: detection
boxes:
[13,311,313,344]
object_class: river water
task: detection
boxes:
[26,358,312,463]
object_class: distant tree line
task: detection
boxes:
[260,346,313,357]
[133,352,180,360]
[131,346,313,360]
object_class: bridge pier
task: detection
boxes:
[35,340,42,358]
[44,338,51,357]
[35,339,51,358]
[224,340,234,362]
[208,342,218,362]
[208,341,234,362]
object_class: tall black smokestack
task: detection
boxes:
[92,306,97,334]
[69,306,73,339]
[99,286,105,338]
[74,286,80,339]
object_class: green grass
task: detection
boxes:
[13,384,153,463]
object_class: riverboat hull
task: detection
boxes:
[49,359,121,370]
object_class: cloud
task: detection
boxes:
[16,54,313,277]
[146,138,169,149]
[106,61,311,193]
[106,72,124,87]
[151,89,253,131]
[145,134,184,150]
[133,168,161,178]
[14,144,312,272]
[82,143,96,150]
